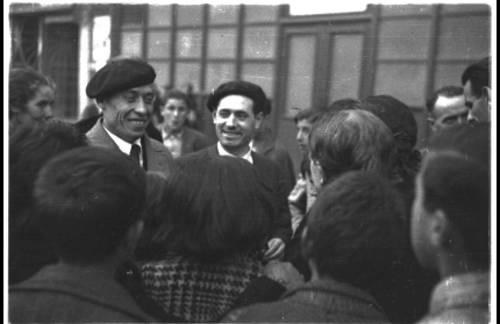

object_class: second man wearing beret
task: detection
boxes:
[180,80,293,260]
[85,58,174,174]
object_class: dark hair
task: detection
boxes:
[306,171,405,289]
[9,66,56,118]
[163,88,190,107]
[35,146,147,264]
[142,154,274,259]
[327,98,356,112]
[461,56,490,97]
[352,95,418,151]
[426,86,464,113]
[309,109,396,182]
[9,121,88,233]
[293,108,322,125]
[421,123,490,269]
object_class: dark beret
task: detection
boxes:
[206,80,267,114]
[86,59,156,99]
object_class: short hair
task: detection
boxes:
[352,95,418,151]
[327,98,356,113]
[162,88,190,107]
[9,121,88,230]
[293,108,322,125]
[421,123,490,269]
[34,146,147,264]
[142,154,274,259]
[461,56,490,97]
[426,86,464,113]
[306,171,405,289]
[309,109,396,182]
[9,66,56,118]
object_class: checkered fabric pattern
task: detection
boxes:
[139,251,263,323]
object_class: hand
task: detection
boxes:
[264,238,285,261]
[263,260,304,291]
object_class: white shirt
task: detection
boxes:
[102,123,143,167]
[217,142,253,164]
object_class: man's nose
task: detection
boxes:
[226,114,236,126]
[44,106,53,120]
[135,99,148,115]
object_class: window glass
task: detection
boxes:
[148,5,172,27]
[209,5,239,24]
[378,19,431,60]
[245,5,278,22]
[433,62,469,90]
[243,27,277,59]
[207,28,237,59]
[120,31,142,57]
[175,62,201,92]
[241,63,274,97]
[148,32,171,59]
[176,30,203,58]
[205,63,236,92]
[149,61,171,89]
[177,5,203,27]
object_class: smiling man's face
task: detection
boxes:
[99,84,155,143]
[213,94,262,157]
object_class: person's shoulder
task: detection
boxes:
[220,300,292,323]
[252,151,283,171]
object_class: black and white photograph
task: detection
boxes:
[5,0,495,323]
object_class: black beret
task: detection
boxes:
[206,80,267,114]
[86,59,156,99]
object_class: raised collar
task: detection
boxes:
[217,141,253,164]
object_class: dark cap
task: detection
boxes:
[206,80,267,114]
[86,59,156,99]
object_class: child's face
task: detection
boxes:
[411,173,437,271]
[296,119,313,154]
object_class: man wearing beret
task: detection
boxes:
[85,58,174,174]
[180,80,293,260]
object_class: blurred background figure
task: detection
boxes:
[252,99,296,193]
[426,86,468,133]
[9,66,56,133]
[411,123,490,324]
[137,154,276,322]
[159,88,209,158]
[461,56,491,123]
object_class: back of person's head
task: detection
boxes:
[9,121,88,231]
[293,108,322,125]
[426,86,464,113]
[34,146,147,265]
[352,95,418,153]
[327,98,356,113]
[144,154,273,258]
[304,171,405,289]
[461,56,490,97]
[419,123,490,269]
[9,66,56,118]
[309,109,396,182]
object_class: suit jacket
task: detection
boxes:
[180,126,211,156]
[86,118,174,174]
[189,145,292,244]
[9,264,158,323]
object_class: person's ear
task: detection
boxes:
[301,226,315,261]
[212,109,217,123]
[125,220,144,252]
[310,160,325,187]
[481,86,491,103]
[96,98,106,111]
[254,111,264,129]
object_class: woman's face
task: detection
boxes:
[161,98,188,132]
[19,85,55,124]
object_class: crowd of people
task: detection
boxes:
[8,55,491,324]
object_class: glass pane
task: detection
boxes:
[241,63,274,98]
[374,63,427,107]
[245,5,279,23]
[148,31,171,59]
[205,63,236,92]
[378,19,431,60]
[176,30,203,58]
[148,5,172,27]
[441,4,491,13]
[177,5,203,27]
[207,28,237,59]
[285,36,315,117]
[149,61,171,89]
[380,5,432,16]
[433,62,470,90]
[175,62,201,92]
[92,16,111,70]
[329,34,363,103]
[243,27,277,59]
[120,31,142,57]
[209,5,239,24]
[437,15,491,60]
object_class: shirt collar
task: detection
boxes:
[162,126,184,139]
[217,142,253,164]
[102,122,142,155]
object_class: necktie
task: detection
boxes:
[130,144,141,165]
